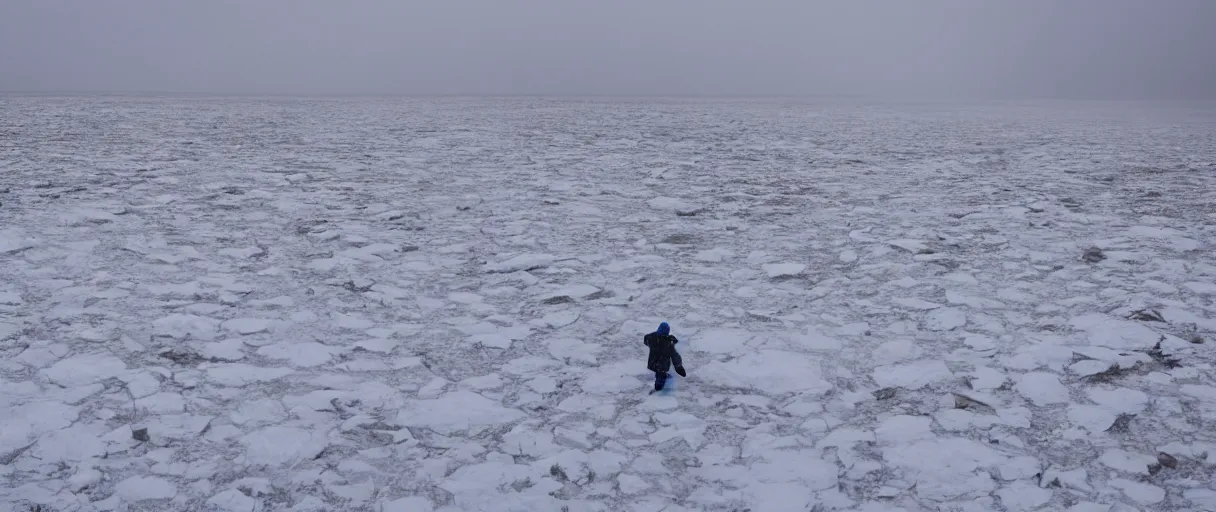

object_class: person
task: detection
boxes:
[644,322,686,391]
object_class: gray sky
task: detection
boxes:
[1,0,1213,98]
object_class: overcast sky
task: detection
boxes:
[1,0,1213,98]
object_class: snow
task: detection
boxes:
[230,399,288,426]
[1069,314,1161,350]
[883,438,1004,500]
[0,400,75,460]
[1087,387,1149,414]
[875,415,934,444]
[540,284,600,300]
[485,253,556,273]
[647,196,700,215]
[923,307,967,331]
[750,450,839,490]
[946,290,1005,309]
[241,426,328,466]
[222,317,276,335]
[1068,405,1116,432]
[1066,504,1112,512]
[1068,359,1113,377]
[68,468,103,493]
[872,359,953,390]
[761,262,806,278]
[29,424,108,461]
[996,482,1053,511]
[701,350,833,395]
[893,297,942,310]
[257,341,341,367]
[397,391,525,435]
[144,414,214,440]
[1184,280,1216,294]
[1016,372,1071,406]
[0,228,37,254]
[114,475,178,501]
[331,311,375,330]
[0,321,20,340]
[694,248,733,263]
[353,337,399,353]
[538,310,580,328]
[207,489,259,511]
[381,496,435,512]
[205,363,294,386]
[2,97,1214,512]
[41,352,127,387]
[547,337,600,364]
[1099,449,1157,475]
[153,313,221,340]
[137,392,187,413]
[1184,489,1216,509]
[888,239,930,254]
[200,338,247,361]
[618,473,651,494]
[1109,478,1166,505]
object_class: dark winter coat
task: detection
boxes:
[644,332,679,373]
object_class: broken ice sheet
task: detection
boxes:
[4,97,1215,512]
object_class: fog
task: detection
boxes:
[1,0,1213,98]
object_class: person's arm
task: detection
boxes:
[670,335,679,345]
[643,334,651,347]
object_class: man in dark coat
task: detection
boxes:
[644,322,686,391]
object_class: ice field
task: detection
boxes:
[1,96,1215,511]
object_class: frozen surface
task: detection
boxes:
[1,96,1215,511]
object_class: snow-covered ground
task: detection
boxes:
[1,96,1215,512]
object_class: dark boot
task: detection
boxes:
[674,365,686,377]
[654,372,668,391]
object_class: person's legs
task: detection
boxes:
[654,371,668,390]
[671,348,686,377]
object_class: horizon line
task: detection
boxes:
[0,90,866,98]
[2,90,1213,102]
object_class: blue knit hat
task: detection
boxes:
[657,322,670,335]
